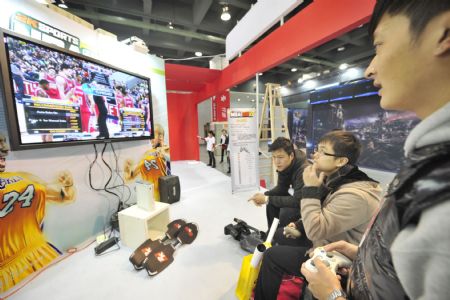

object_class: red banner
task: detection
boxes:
[211,90,230,122]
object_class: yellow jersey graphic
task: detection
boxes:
[0,172,59,292]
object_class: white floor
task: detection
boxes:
[5,161,267,300]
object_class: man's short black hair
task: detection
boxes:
[369,0,450,41]
[269,137,295,156]
[318,131,361,165]
[39,79,49,85]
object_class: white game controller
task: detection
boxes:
[304,247,352,273]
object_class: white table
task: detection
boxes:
[118,202,170,249]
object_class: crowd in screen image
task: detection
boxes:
[7,36,152,143]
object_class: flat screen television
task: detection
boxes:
[0,29,154,150]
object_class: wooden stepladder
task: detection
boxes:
[258,83,289,187]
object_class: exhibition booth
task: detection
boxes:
[0,0,404,299]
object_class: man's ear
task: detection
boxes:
[337,157,349,168]
[435,28,450,56]
[435,12,450,56]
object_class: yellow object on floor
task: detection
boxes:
[235,242,272,300]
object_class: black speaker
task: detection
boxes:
[159,175,180,204]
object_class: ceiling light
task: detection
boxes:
[339,63,349,70]
[251,99,255,102]
[58,0,68,8]
[343,67,360,78]
[258,72,263,76]
[316,82,339,90]
[303,80,318,89]
[337,46,345,52]
[291,68,298,72]
[195,51,203,57]
[168,22,174,30]
[237,98,241,101]
[221,6,231,21]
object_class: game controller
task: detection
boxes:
[304,247,352,273]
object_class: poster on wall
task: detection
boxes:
[211,90,230,122]
[287,108,308,151]
[229,108,259,193]
[0,134,78,293]
[311,96,419,172]
[123,123,171,202]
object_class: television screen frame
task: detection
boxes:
[0,29,155,150]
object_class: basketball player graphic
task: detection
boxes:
[0,134,77,293]
[55,63,75,101]
[124,149,168,202]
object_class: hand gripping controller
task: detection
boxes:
[304,247,352,273]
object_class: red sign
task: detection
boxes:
[211,91,230,122]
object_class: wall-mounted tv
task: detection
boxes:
[0,29,154,150]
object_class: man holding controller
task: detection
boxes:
[301,1,450,299]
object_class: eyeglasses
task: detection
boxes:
[313,147,340,157]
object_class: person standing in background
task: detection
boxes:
[219,129,229,163]
[198,131,216,168]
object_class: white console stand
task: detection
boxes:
[118,202,170,249]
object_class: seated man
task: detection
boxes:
[249,137,308,235]
[253,131,382,300]
[301,1,450,299]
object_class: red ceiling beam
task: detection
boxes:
[165,63,221,92]
[196,0,376,102]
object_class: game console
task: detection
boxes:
[304,247,352,273]
[136,180,155,211]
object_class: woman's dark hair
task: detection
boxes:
[268,137,295,156]
[208,130,215,137]
[318,131,361,165]
[369,0,450,42]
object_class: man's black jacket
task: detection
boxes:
[264,149,308,208]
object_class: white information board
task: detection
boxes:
[229,108,259,193]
